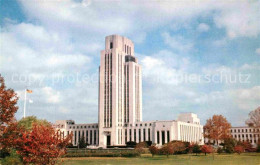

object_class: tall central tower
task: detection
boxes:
[98,35,142,147]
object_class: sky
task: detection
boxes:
[0,0,260,126]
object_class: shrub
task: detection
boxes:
[1,149,22,165]
[257,143,260,153]
[160,143,174,158]
[149,145,158,157]
[134,142,147,155]
[225,145,234,153]
[201,145,213,155]
[217,147,223,154]
[234,145,244,155]
[121,152,140,157]
[192,144,201,156]
[171,141,186,154]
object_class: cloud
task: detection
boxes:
[197,23,210,32]
[214,1,260,39]
[1,0,260,126]
[161,32,193,52]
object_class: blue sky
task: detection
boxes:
[1,0,260,126]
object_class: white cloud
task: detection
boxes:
[214,1,260,39]
[161,32,193,52]
[197,23,210,32]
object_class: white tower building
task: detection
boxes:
[55,35,204,148]
[98,35,142,147]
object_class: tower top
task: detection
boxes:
[104,34,134,56]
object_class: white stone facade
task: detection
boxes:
[231,126,260,147]
[55,35,204,148]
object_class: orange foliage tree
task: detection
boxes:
[16,123,72,165]
[149,145,158,157]
[204,115,231,145]
[201,145,213,155]
[161,143,174,158]
[0,75,19,151]
[234,145,244,155]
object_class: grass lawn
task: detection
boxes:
[62,153,260,165]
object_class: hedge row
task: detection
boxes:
[65,151,140,157]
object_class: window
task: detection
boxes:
[90,130,93,145]
[94,130,96,145]
[143,129,146,141]
[139,129,141,142]
[129,129,132,141]
[157,131,160,144]
[134,129,136,142]
[148,128,151,141]
[110,42,113,49]
[167,131,170,143]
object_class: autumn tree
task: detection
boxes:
[171,141,186,154]
[0,75,19,147]
[134,142,148,155]
[16,123,72,165]
[234,145,244,155]
[201,145,213,155]
[0,75,20,157]
[161,143,174,158]
[149,145,158,157]
[204,115,231,145]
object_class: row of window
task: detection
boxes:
[124,123,153,127]
[70,130,98,145]
[233,134,260,138]
[231,128,260,133]
[125,128,152,143]
[104,53,113,127]
[69,125,98,129]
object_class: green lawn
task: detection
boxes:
[62,153,260,165]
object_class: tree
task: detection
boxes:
[18,116,50,131]
[149,145,158,157]
[78,136,87,148]
[201,145,213,155]
[134,142,148,155]
[161,143,174,158]
[15,123,72,165]
[234,145,244,155]
[222,137,236,153]
[171,141,186,154]
[0,75,19,147]
[246,107,260,141]
[257,143,260,153]
[192,144,201,156]
[246,107,260,127]
[204,115,231,145]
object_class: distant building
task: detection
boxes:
[204,126,260,148]
[230,126,260,147]
[55,35,204,148]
